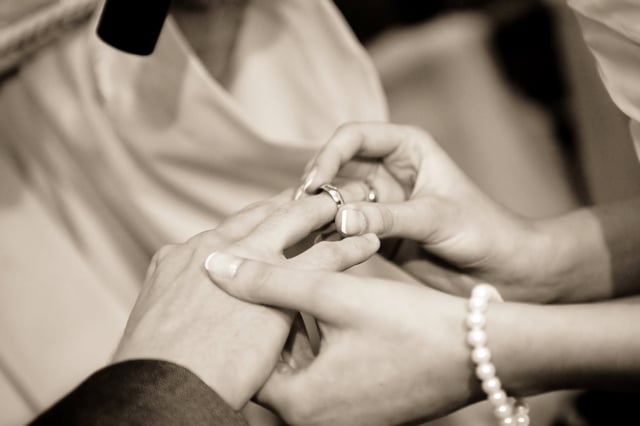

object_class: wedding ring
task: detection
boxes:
[317,183,345,208]
[365,181,378,203]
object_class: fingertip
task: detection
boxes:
[338,207,367,236]
[361,232,381,249]
[349,233,380,261]
[349,232,380,257]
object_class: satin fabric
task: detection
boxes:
[0,0,386,420]
[3,0,639,423]
[570,0,640,159]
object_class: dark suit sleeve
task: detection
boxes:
[31,360,249,425]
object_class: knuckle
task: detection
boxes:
[377,205,396,234]
[239,198,270,213]
[189,229,225,253]
[145,243,179,280]
[271,202,297,219]
[336,122,365,140]
[152,243,177,264]
[143,261,158,282]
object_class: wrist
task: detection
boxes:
[113,330,251,411]
[488,214,560,303]
[503,217,559,302]
[409,292,486,422]
[450,291,551,401]
[532,209,611,303]
[484,301,547,397]
[466,285,530,423]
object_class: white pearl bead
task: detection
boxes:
[500,417,515,426]
[495,403,513,419]
[515,402,530,415]
[515,415,530,425]
[482,377,502,394]
[468,297,488,312]
[476,362,496,380]
[467,329,487,347]
[489,390,507,406]
[472,284,494,300]
[472,346,491,364]
[466,311,486,328]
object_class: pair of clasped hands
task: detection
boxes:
[113,123,608,425]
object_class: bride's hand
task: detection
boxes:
[206,254,479,425]
[299,122,558,303]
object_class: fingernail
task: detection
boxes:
[293,185,305,201]
[339,209,365,235]
[302,158,316,175]
[301,168,317,194]
[204,252,242,279]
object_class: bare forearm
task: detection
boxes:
[488,301,640,396]
[592,197,640,297]
[533,196,640,303]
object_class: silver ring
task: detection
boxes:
[317,184,345,208]
[365,181,378,203]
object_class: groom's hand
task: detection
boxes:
[113,184,378,410]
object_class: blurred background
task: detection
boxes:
[1,0,639,425]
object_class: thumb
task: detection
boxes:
[336,198,449,241]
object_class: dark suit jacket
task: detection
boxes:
[31,360,248,425]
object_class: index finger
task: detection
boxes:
[303,122,420,194]
[214,189,294,240]
[237,180,370,254]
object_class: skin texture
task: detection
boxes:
[113,183,378,410]
[207,255,640,425]
[299,122,640,304]
[207,254,476,425]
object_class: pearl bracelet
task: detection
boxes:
[466,284,530,426]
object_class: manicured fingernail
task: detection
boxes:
[302,158,316,175]
[204,252,242,279]
[293,185,305,201]
[339,209,366,235]
[301,168,317,194]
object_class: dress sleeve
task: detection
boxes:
[30,360,249,426]
[568,0,640,157]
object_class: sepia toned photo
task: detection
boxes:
[1,0,639,424]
